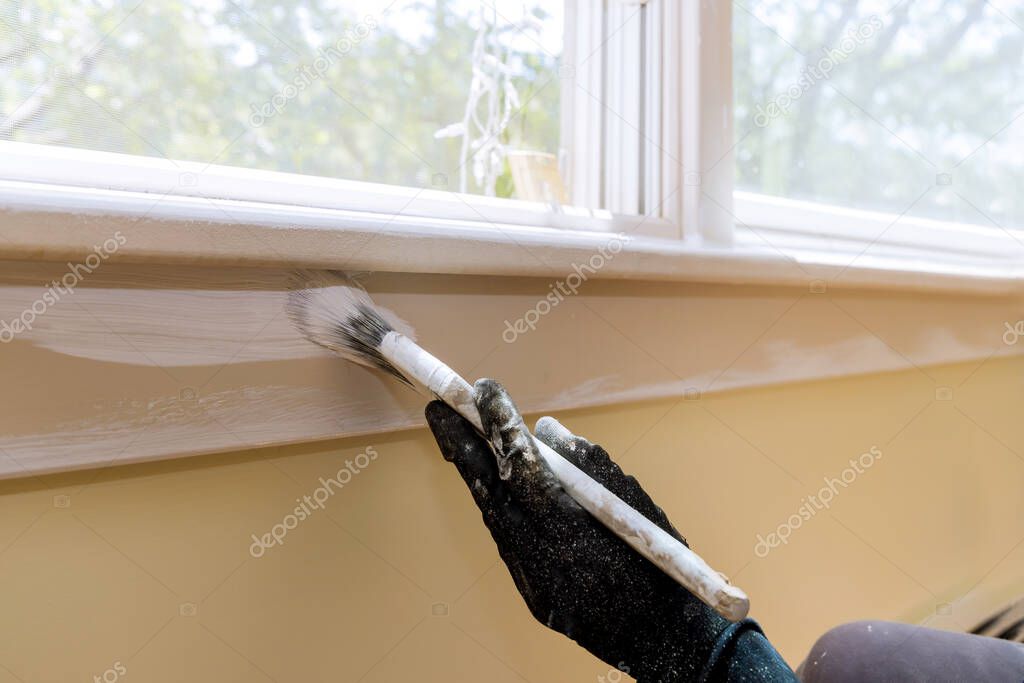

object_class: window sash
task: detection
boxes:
[561,0,735,243]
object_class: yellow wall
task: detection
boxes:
[0,357,1021,682]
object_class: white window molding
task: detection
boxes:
[677,0,734,245]
[603,0,644,216]
[561,0,659,224]
[559,0,604,214]
[0,141,663,236]
[1,141,1023,295]
[587,0,1024,275]
[561,0,734,243]
[735,191,1024,265]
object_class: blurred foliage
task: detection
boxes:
[0,0,560,197]
[13,0,1018,227]
[735,0,1024,228]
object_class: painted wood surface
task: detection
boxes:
[2,175,1022,295]
[0,260,1021,478]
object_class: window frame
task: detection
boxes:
[561,0,735,243]
[0,1,1022,295]
[720,3,1024,267]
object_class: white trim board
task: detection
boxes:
[1,142,1024,295]
[0,261,1020,479]
[0,140,674,237]
[2,179,1024,296]
[735,191,1024,261]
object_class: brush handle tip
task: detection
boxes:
[714,585,751,622]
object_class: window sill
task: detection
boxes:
[0,142,1022,299]
[1,175,1022,297]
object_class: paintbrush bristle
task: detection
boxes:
[286,271,415,385]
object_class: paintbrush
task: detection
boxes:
[286,271,750,622]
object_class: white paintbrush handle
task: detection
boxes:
[534,439,749,621]
[380,332,750,622]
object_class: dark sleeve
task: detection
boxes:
[697,619,798,683]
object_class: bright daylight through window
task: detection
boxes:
[0,1,574,206]
[735,0,1024,232]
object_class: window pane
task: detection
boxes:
[735,0,1024,230]
[0,0,564,202]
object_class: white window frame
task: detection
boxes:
[0,2,1022,294]
[561,0,734,243]
[561,0,1024,275]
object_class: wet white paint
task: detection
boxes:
[0,260,1020,479]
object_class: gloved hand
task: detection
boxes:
[425,379,796,683]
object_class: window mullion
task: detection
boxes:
[647,0,735,243]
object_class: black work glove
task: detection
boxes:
[425,379,796,683]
